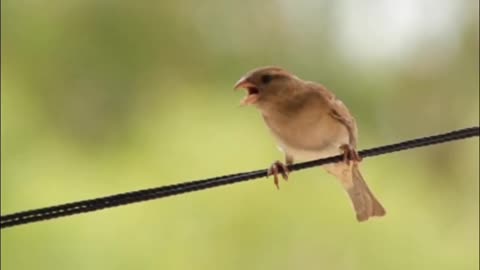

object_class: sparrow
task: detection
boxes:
[234,66,386,222]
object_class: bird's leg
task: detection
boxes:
[285,154,294,166]
[340,144,362,165]
[267,155,293,189]
[268,161,289,189]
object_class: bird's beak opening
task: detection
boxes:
[234,77,259,106]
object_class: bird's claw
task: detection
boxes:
[267,160,290,189]
[340,144,362,165]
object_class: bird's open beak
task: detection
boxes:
[234,77,259,105]
[234,77,255,90]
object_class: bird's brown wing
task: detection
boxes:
[306,82,358,148]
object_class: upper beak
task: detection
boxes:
[234,77,255,90]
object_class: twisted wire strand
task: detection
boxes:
[1,126,478,229]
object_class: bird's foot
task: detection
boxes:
[340,144,362,165]
[267,160,290,189]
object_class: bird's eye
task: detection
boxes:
[261,74,272,84]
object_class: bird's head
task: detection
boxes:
[234,66,300,107]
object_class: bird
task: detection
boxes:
[234,66,386,222]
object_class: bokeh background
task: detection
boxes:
[1,0,479,269]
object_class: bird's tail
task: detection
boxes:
[347,165,386,221]
[325,164,386,222]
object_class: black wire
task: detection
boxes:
[1,126,478,229]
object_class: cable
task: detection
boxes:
[1,126,478,229]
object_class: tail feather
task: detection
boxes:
[348,165,386,221]
[324,163,386,222]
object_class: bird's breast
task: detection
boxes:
[262,109,349,161]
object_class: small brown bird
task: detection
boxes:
[234,66,386,222]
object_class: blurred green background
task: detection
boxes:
[1,0,478,269]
